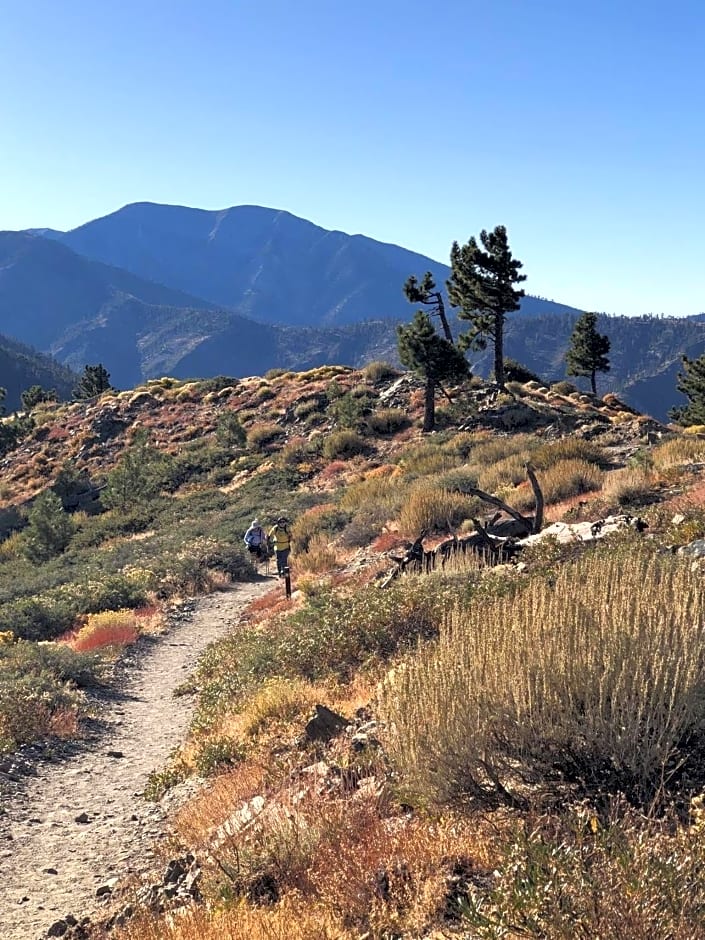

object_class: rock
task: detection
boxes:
[679,538,705,559]
[106,750,124,759]
[43,867,58,875]
[672,513,687,526]
[304,704,347,742]
[96,877,118,897]
[74,812,90,824]
[46,920,69,937]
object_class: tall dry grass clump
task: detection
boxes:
[538,457,603,504]
[380,547,705,805]
[397,485,477,536]
[652,435,705,469]
[601,467,653,507]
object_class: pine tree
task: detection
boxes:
[566,312,611,395]
[447,225,526,388]
[102,431,169,512]
[21,385,57,411]
[403,272,454,343]
[670,354,705,426]
[73,364,113,400]
[397,311,469,431]
[22,491,75,562]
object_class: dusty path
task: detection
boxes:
[0,580,270,940]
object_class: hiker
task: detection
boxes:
[243,518,267,559]
[268,516,291,576]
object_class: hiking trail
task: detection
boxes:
[0,580,269,940]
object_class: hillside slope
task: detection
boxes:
[0,334,77,411]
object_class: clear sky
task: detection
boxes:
[2,0,704,315]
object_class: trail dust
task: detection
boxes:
[0,580,271,939]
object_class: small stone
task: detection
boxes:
[74,812,90,824]
[107,750,124,759]
[43,867,58,875]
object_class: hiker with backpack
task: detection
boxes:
[243,518,267,560]
[268,516,291,576]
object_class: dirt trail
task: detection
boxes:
[0,580,270,940]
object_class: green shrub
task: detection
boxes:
[215,411,247,447]
[329,390,376,430]
[322,430,366,459]
[0,641,100,753]
[365,408,410,435]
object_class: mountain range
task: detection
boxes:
[0,201,702,420]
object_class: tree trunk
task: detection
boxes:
[590,369,597,396]
[494,314,504,388]
[434,292,454,344]
[423,376,435,432]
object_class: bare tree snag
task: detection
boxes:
[457,487,534,534]
[525,462,544,533]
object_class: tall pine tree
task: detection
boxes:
[670,354,705,426]
[446,225,526,388]
[403,272,454,343]
[566,312,610,395]
[397,311,469,431]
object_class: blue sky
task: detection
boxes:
[2,0,704,315]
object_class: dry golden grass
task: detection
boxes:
[116,898,350,939]
[397,484,477,536]
[295,533,338,574]
[537,457,604,504]
[477,453,529,492]
[652,435,705,468]
[238,677,320,739]
[465,432,537,468]
[339,474,406,516]
[601,467,654,507]
[381,546,705,805]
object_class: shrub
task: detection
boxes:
[362,360,399,384]
[248,423,284,451]
[322,430,366,460]
[215,411,247,447]
[365,408,409,435]
[502,358,543,384]
[380,547,705,805]
[69,609,140,652]
[329,390,375,430]
[199,376,240,393]
[461,806,705,939]
[290,505,349,553]
[0,641,99,752]
[550,380,580,396]
[102,433,170,511]
[295,534,338,574]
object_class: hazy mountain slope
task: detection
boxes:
[0,335,77,411]
[55,202,582,326]
[0,232,218,350]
